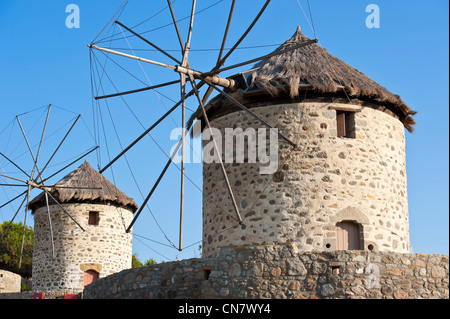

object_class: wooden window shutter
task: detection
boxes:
[336,111,356,138]
[345,112,356,138]
[336,111,346,137]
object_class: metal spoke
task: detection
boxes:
[15,115,46,184]
[0,152,31,179]
[41,146,99,184]
[0,190,28,209]
[126,119,194,234]
[99,81,209,174]
[217,0,271,68]
[34,115,81,182]
[94,79,180,100]
[204,39,318,76]
[30,105,51,180]
[0,195,27,241]
[217,0,236,64]
[166,0,185,52]
[114,20,181,64]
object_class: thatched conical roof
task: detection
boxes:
[189,26,416,132]
[29,161,138,213]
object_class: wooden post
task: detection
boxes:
[178,0,196,251]
[44,191,55,259]
[179,73,186,251]
[18,185,31,269]
[88,44,177,70]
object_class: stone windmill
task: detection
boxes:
[189,27,416,258]
[28,160,137,293]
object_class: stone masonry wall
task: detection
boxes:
[0,270,21,293]
[202,102,410,257]
[82,244,448,299]
[32,202,133,293]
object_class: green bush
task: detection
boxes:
[0,221,33,278]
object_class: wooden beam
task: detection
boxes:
[88,44,177,70]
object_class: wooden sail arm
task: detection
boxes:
[88,44,238,90]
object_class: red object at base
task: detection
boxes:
[63,294,79,299]
[33,293,45,299]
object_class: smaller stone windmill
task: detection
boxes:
[29,161,138,293]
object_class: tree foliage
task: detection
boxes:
[0,221,33,278]
[131,253,143,268]
[132,253,158,268]
[144,258,157,266]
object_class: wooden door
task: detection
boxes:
[336,222,361,250]
[83,269,99,287]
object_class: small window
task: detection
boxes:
[201,268,212,280]
[336,111,356,138]
[88,211,99,226]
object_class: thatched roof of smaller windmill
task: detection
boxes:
[189,26,416,132]
[29,161,138,213]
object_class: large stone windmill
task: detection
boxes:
[190,27,416,257]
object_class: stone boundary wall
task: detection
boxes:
[0,270,21,293]
[83,244,449,299]
[0,290,82,299]
[0,292,35,299]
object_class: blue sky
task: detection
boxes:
[0,0,448,262]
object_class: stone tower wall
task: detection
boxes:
[32,203,133,292]
[202,101,409,257]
